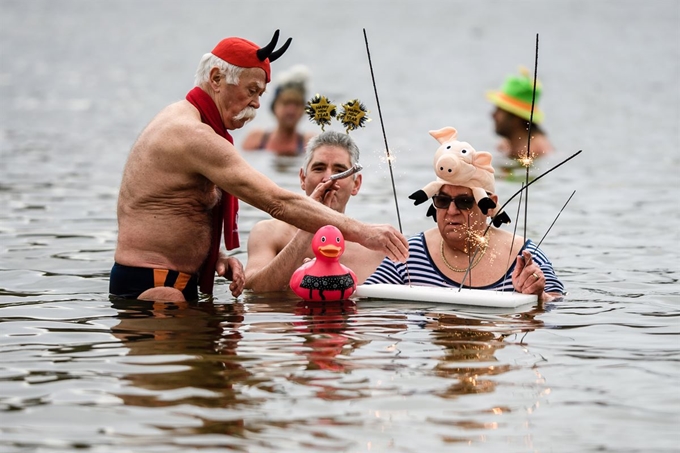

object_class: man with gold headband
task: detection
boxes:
[245,130,385,292]
[110,31,408,303]
[365,127,564,303]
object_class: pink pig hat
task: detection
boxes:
[409,126,511,226]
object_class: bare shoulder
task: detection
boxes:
[532,133,555,155]
[136,101,205,153]
[151,100,198,130]
[123,101,211,178]
[497,137,512,154]
[490,228,525,254]
[155,101,213,145]
[248,218,296,246]
[249,218,285,235]
[153,101,248,177]
[241,129,266,150]
[422,228,441,247]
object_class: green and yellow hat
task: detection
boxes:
[486,66,544,124]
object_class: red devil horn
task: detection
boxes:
[269,37,292,62]
[257,30,280,61]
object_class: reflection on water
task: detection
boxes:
[1,292,677,451]
[110,300,253,440]
[430,307,545,400]
[293,300,359,374]
[25,296,544,451]
[111,300,247,409]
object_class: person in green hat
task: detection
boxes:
[486,67,554,160]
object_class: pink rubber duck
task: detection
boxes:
[289,225,357,301]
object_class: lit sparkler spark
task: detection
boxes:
[518,155,534,167]
[378,153,397,164]
[465,230,488,247]
[473,233,488,247]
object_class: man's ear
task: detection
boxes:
[299,167,306,190]
[350,174,362,196]
[209,67,222,91]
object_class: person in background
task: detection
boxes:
[365,126,564,303]
[109,31,408,304]
[241,64,315,156]
[245,131,385,292]
[486,66,554,160]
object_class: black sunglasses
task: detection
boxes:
[432,194,476,211]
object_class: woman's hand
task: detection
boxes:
[512,250,552,302]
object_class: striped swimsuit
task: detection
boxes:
[364,232,565,294]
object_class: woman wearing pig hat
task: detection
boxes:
[364,127,565,302]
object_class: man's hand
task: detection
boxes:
[310,179,408,263]
[360,224,409,263]
[310,178,340,208]
[216,254,245,298]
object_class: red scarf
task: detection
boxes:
[186,87,240,295]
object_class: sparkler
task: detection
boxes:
[535,190,576,250]
[523,34,541,242]
[459,33,568,289]
[363,29,403,233]
[363,28,411,284]
[506,184,525,272]
[518,155,534,167]
[458,150,582,291]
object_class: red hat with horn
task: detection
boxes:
[210,30,292,83]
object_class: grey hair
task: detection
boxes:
[301,130,360,176]
[194,53,244,86]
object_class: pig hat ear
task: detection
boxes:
[411,126,511,226]
[429,127,458,144]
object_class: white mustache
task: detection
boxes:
[233,106,257,123]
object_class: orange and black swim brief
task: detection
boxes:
[109,263,198,301]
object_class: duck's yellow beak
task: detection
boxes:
[319,245,341,258]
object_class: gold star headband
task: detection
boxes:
[305,94,371,133]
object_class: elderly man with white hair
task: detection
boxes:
[110,31,408,303]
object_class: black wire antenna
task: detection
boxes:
[523,33,541,243]
[535,190,576,250]
[363,29,411,284]
[363,29,404,233]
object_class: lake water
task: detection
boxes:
[1,0,678,452]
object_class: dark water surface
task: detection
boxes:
[1,1,679,452]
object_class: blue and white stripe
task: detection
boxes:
[365,232,565,294]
